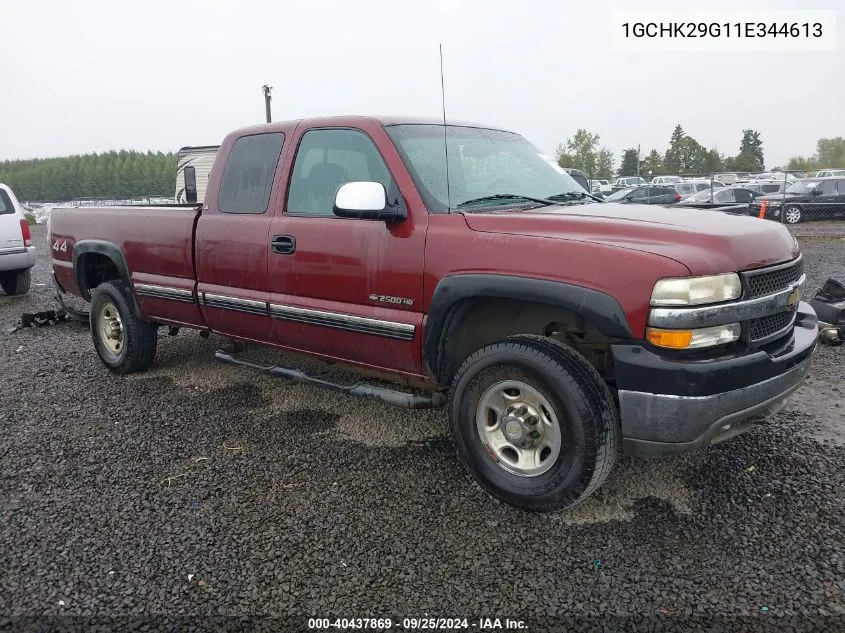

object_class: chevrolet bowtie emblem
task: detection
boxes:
[787,285,801,308]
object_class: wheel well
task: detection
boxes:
[434,298,615,386]
[78,253,122,300]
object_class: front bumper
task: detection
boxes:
[613,302,818,457]
[0,246,36,272]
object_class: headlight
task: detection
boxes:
[647,323,741,349]
[650,273,741,306]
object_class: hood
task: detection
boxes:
[462,202,800,276]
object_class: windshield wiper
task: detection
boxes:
[456,194,556,209]
[548,191,603,203]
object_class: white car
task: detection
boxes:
[672,179,726,198]
[651,175,683,185]
[613,176,647,191]
[589,179,612,194]
[811,169,845,178]
[754,172,798,182]
[0,183,35,295]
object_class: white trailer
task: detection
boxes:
[175,145,219,203]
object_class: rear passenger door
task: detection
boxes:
[195,132,286,342]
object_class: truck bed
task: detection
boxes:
[50,204,205,328]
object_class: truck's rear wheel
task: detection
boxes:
[90,281,158,374]
[448,335,619,513]
[1,269,31,296]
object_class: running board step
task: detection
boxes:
[215,350,446,409]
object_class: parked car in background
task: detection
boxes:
[750,177,845,223]
[604,185,681,205]
[713,173,739,185]
[754,172,798,183]
[0,183,35,295]
[590,179,612,195]
[672,180,726,198]
[745,180,790,195]
[651,175,683,185]
[808,168,845,179]
[675,186,759,210]
[612,176,647,192]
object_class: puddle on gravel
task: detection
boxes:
[276,408,340,432]
[334,403,446,448]
[556,458,697,526]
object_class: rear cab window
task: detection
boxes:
[218,132,285,214]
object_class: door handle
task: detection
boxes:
[271,235,296,254]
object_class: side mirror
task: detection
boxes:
[811,187,823,196]
[333,182,403,221]
[184,166,198,204]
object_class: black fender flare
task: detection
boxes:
[72,240,138,313]
[423,274,634,383]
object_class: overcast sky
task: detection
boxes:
[1,0,842,168]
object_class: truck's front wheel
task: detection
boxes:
[90,281,158,374]
[448,335,619,513]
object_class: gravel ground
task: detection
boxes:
[787,220,845,238]
[1,225,843,632]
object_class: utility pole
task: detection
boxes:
[262,84,272,123]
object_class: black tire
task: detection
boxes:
[448,335,619,513]
[1,268,31,296]
[90,281,158,374]
[783,205,802,224]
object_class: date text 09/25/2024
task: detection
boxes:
[307,617,528,630]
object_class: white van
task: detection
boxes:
[0,183,35,295]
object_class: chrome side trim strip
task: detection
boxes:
[648,274,806,329]
[134,283,195,303]
[202,292,268,316]
[270,303,416,341]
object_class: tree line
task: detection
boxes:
[786,138,845,172]
[557,126,845,180]
[0,150,178,203]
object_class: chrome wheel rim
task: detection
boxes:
[475,380,561,477]
[98,302,124,356]
[785,207,801,224]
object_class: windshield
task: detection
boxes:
[384,124,586,212]
[605,188,633,201]
[786,180,820,194]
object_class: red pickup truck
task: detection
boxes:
[49,115,817,513]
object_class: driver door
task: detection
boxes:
[265,125,428,376]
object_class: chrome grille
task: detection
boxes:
[748,310,796,342]
[744,257,803,298]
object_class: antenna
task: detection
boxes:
[439,43,452,212]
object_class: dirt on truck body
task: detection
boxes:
[48,115,818,512]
